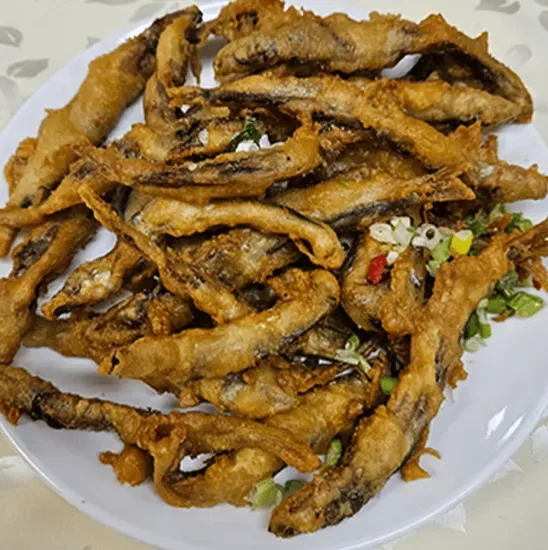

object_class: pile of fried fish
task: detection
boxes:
[1,0,548,538]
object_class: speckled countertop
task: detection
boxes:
[1,1,548,549]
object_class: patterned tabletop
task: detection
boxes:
[1,1,548,549]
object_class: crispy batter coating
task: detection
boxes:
[380,247,428,337]
[269,222,548,537]
[3,138,37,195]
[341,234,390,332]
[0,207,96,364]
[84,123,324,202]
[0,366,321,487]
[0,159,115,229]
[350,77,521,127]
[179,359,347,419]
[23,288,192,363]
[138,197,344,270]
[274,166,474,230]
[213,11,419,82]
[99,269,340,394]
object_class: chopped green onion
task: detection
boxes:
[345,334,360,351]
[247,478,284,510]
[340,181,350,187]
[229,116,262,151]
[380,376,398,396]
[466,219,487,237]
[506,213,533,233]
[496,270,519,299]
[335,335,371,374]
[479,322,492,339]
[507,292,544,317]
[283,479,305,497]
[463,336,482,353]
[488,203,507,223]
[486,294,507,315]
[430,237,452,263]
[464,311,480,340]
[323,438,343,469]
[468,248,481,256]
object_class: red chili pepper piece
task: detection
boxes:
[367,255,387,284]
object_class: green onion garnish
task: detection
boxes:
[246,478,284,510]
[283,479,305,497]
[380,376,398,396]
[229,116,262,151]
[506,213,534,233]
[340,181,350,187]
[463,336,483,353]
[496,270,519,299]
[466,219,487,238]
[507,292,544,317]
[464,311,480,340]
[430,237,452,263]
[488,203,507,223]
[486,294,507,315]
[323,438,343,469]
[334,335,371,374]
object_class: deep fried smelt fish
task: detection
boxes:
[0,366,321,481]
[179,359,346,419]
[84,124,323,202]
[213,11,419,82]
[0,207,96,364]
[274,166,474,231]
[380,248,427,337]
[0,159,115,229]
[269,222,548,537]
[413,14,532,122]
[24,289,192,363]
[139,198,344,270]
[181,228,299,291]
[41,240,143,318]
[350,77,521,127]
[208,0,291,42]
[341,234,390,332]
[155,7,202,90]
[0,10,188,257]
[163,373,379,507]
[80,186,253,324]
[99,269,340,394]
[3,138,37,195]
[184,75,464,169]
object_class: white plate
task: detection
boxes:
[1,1,548,549]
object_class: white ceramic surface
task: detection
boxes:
[1,1,548,549]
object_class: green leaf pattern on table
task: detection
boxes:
[476,0,521,14]
[0,26,23,48]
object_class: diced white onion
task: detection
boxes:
[259,134,271,149]
[235,140,260,153]
[393,221,413,246]
[389,216,411,229]
[369,223,397,244]
[187,162,198,172]
[198,128,209,146]
[386,250,400,265]
[478,162,495,179]
[412,224,443,250]
[179,104,191,114]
